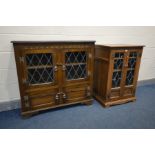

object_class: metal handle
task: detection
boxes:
[62,93,67,99]
[124,63,128,67]
[62,65,66,71]
[54,66,58,71]
[55,94,59,100]
[55,92,67,101]
[86,86,91,97]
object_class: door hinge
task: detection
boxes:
[23,95,30,107]
[22,79,28,84]
[19,56,24,63]
[24,95,29,101]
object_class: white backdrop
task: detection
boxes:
[0,26,155,102]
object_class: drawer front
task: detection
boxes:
[62,84,91,103]
[123,87,134,97]
[109,89,121,99]
[23,88,59,110]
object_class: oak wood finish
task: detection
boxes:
[12,41,95,116]
[94,44,144,107]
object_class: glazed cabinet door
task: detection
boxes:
[109,49,142,100]
[62,48,92,84]
[19,49,59,110]
[123,49,142,97]
[60,48,93,104]
[109,50,125,100]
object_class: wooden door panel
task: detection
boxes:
[62,84,91,103]
[123,87,134,97]
[110,89,121,99]
[25,88,59,109]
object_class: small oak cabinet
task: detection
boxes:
[94,45,144,107]
[12,41,95,116]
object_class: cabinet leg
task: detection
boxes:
[83,101,93,106]
[22,111,39,118]
[131,98,136,103]
[104,104,110,108]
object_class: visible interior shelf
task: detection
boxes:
[129,56,137,58]
[27,65,53,69]
[65,62,86,66]
[111,87,121,90]
[127,68,135,70]
[114,58,124,60]
[113,69,122,72]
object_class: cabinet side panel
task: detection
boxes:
[13,44,26,112]
[94,46,110,100]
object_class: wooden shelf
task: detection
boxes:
[113,69,122,72]
[65,62,86,66]
[27,65,53,69]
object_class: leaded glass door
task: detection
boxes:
[110,49,141,99]
[123,50,141,97]
[62,49,91,84]
[22,49,58,89]
[109,50,125,99]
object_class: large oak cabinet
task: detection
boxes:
[94,45,144,107]
[12,41,95,116]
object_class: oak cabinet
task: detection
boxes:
[94,45,144,107]
[12,41,95,116]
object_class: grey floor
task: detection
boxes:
[0,84,155,129]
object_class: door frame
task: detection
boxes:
[20,48,59,91]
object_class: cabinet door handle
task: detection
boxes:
[62,65,66,71]
[55,93,59,100]
[62,92,67,99]
[54,66,58,71]
[124,63,128,67]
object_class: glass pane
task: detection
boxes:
[112,52,124,88]
[114,59,124,69]
[66,64,86,80]
[126,69,135,85]
[25,53,54,85]
[125,52,137,85]
[112,71,122,88]
[114,52,124,58]
[129,52,137,57]
[65,51,86,63]
[28,67,54,84]
[26,53,52,66]
[128,58,136,68]
[65,51,87,80]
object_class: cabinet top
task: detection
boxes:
[96,44,145,48]
[11,40,96,44]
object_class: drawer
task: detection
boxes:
[123,87,134,97]
[63,84,91,103]
[110,89,121,99]
[24,88,59,109]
